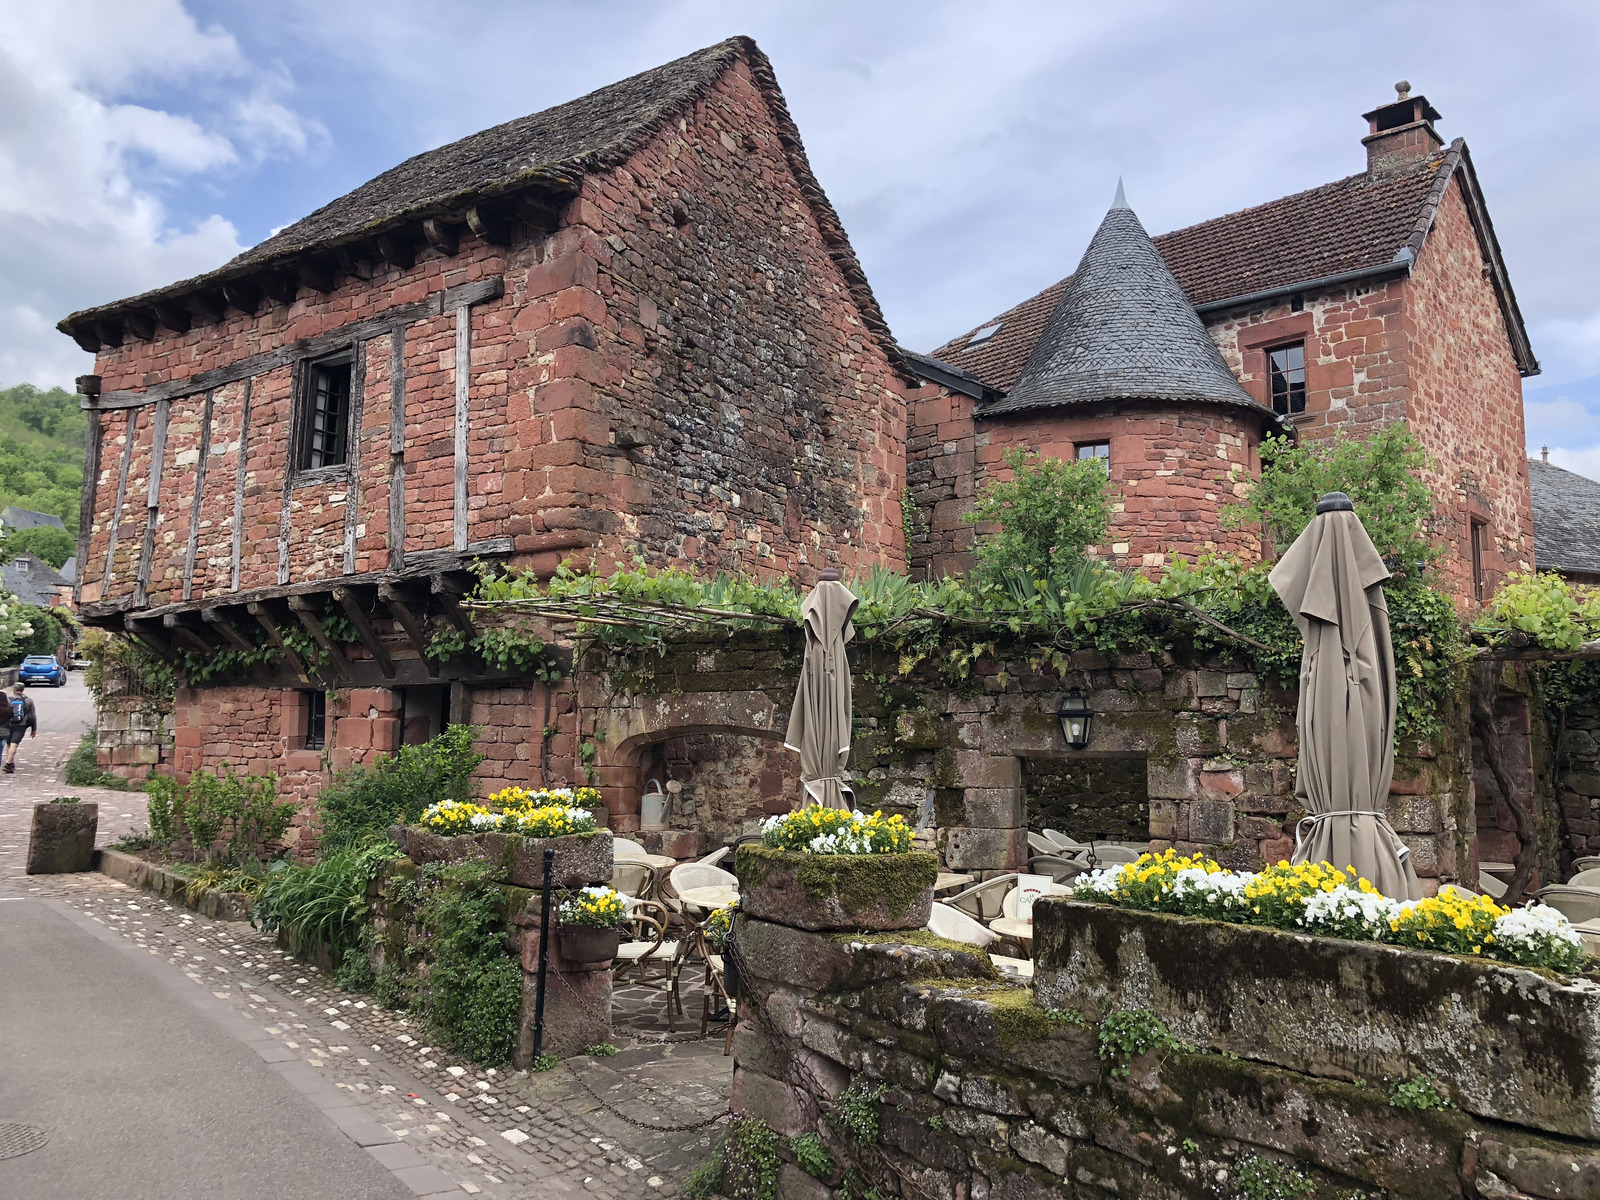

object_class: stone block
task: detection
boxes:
[942,826,1026,871]
[1386,794,1443,834]
[1174,717,1222,757]
[952,752,1022,789]
[895,711,946,749]
[1146,758,1200,801]
[957,787,1024,828]
[1478,1138,1600,1200]
[1199,769,1243,799]
[514,929,610,1062]
[1033,900,1600,1140]
[775,1163,832,1200]
[730,1066,810,1137]
[1195,670,1229,698]
[735,919,854,992]
[642,828,699,859]
[26,802,98,874]
[1148,801,1180,840]
[1187,799,1234,844]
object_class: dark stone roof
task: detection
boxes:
[1,507,67,532]
[933,140,1536,390]
[978,196,1264,418]
[60,37,914,381]
[2,553,69,607]
[1528,459,1600,578]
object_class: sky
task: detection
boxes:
[2,0,1596,477]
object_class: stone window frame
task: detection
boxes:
[1235,312,1321,423]
[289,347,358,487]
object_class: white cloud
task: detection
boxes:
[0,1,325,389]
[1545,447,1600,484]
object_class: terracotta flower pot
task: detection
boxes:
[559,925,621,963]
[735,845,938,932]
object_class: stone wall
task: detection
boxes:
[728,901,1600,1200]
[95,694,173,782]
[1555,694,1600,863]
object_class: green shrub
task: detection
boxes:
[791,1131,833,1179]
[718,1117,782,1200]
[336,943,378,992]
[412,855,522,1065]
[316,725,484,851]
[964,446,1113,580]
[144,774,183,850]
[1097,1008,1180,1077]
[1223,423,1438,567]
[1233,1152,1314,1200]
[64,731,126,789]
[146,765,294,863]
[828,1078,885,1145]
[252,837,400,962]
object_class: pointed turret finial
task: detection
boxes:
[1112,178,1129,210]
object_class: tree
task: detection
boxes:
[1222,423,1439,568]
[964,447,1114,579]
[1,525,74,568]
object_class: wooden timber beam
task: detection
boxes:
[162,613,214,656]
[377,582,439,676]
[247,601,309,681]
[201,608,255,652]
[260,272,299,305]
[377,235,415,270]
[123,311,156,341]
[123,614,179,663]
[221,280,260,315]
[152,302,192,334]
[186,292,225,325]
[333,587,395,679]
[465,206,509,246]
[421,219,458,257]
[287,596,350,681]
[297,260,336,294]
[430,572,477,639]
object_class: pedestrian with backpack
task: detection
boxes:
[5,683,37,773]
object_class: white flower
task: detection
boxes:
[1494,904,1582,951]
[1075,863,1132,897]
[1298,885,1400,938]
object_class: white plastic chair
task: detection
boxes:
[1041,828,1085,851]
[1566,868,1600,890]
[1026,832,1059,858]
[999,874,1055,921]
[1027,855,1084,886]
[697,846,731,867]
[1572,856,1600,874]
[944,874,1017,922]
[1535,886,1600,925]
[926,902,997,948]
[1478,870,1508,900]
[613,837,649,860]
[1076,845,1142,866]
[989,954,1034,981]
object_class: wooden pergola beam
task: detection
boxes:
[162,613,213,656]
[378,582,440,676]
[201,608,254,652]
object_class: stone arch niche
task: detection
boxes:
[588,688,799,840]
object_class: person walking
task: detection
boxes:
[5,682,37,773]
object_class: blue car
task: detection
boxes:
[18,655,65,687]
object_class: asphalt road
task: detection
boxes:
[19,670,95,736]
[0,897,413,1200]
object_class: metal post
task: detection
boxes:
[532,847,555,1057]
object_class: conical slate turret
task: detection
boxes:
[982,192,1263,416]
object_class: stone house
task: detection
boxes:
[58,43,1542,859]
[907,84,1539,606]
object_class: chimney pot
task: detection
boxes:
[1362,85,1443,176]
[1395,80,1411,99]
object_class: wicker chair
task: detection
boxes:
[612,898,681,1028]
[943,875,1017,922]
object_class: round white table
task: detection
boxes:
[988,916,1034,949]
[677,885,740,912]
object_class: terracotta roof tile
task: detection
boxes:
[932,152,1449,392]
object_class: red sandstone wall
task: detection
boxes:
[507,58,909,581]
[907,388,1263,578]
[1404,179,1535,602]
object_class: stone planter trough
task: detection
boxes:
[390,825,613,889]
[735,844,937,931]
[27,801,98,874]
[558,925,621,963]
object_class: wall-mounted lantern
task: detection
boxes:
[1058,689,1092,750]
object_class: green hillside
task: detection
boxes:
[0,382,86,536]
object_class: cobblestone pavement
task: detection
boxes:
[1,748,733,1198]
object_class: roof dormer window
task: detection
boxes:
[966,322,1003,346]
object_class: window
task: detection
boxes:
[1267,342,1306,416]
[1076,442,1110,471]
[1470,519,1487,602]
[966,322,1004,346]
[304,690,327,751]
[298,354,352,470]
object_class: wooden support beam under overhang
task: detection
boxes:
[377,235,415,270]
[162,612,214,656]
[260,272,299,305]
[201,607,255,652]
[377,582,439,677]
[123,614,179,662]
[247,601,309,681]
[465,206,509,246]
[221,281,260,315]
[152,302,192,334]
[69,325,101,353]
[430,572,478,639]
[287,595,350,681]
[297,260,336,294]
[123,311,157,341]
[186,292,225,325]
[421,219,458,257]
[333,587,395,679]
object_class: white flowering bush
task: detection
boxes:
[1491,904,1589,973]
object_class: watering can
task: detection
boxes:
[640,778,669,829]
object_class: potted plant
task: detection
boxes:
[405,786,613,888]
[558,885,628,962]
[27,797,99,875]
[735,807,937,931]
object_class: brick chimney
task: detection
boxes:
[1362,81,1443,176]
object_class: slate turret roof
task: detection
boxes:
[979,187,1265,418]
[934,141,1536,390]
[1528,459,1600,579]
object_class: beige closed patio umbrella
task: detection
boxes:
[784,570,859,810]
[1268,493,1423,901]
